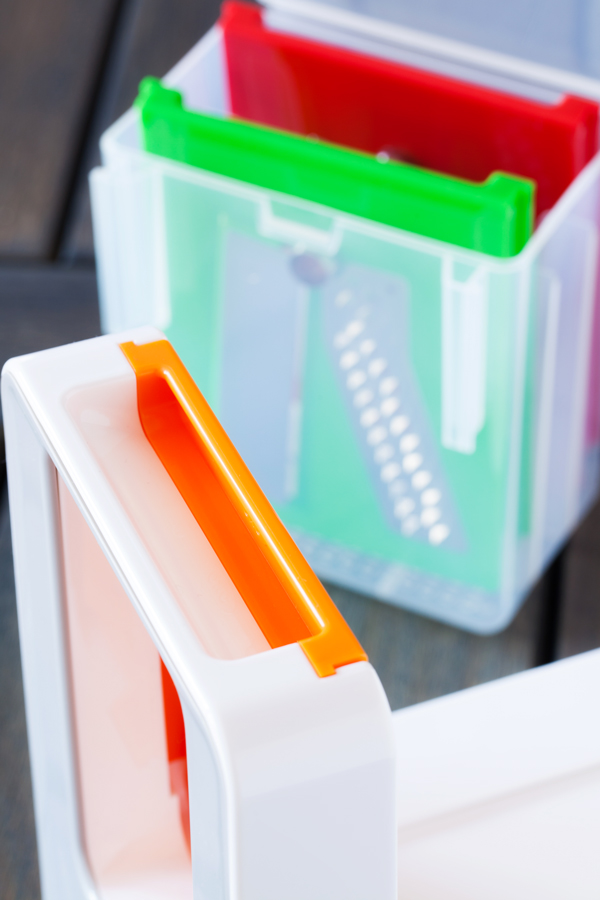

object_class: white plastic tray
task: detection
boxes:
[3,332,600,899]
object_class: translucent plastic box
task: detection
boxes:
[91,1,600,632]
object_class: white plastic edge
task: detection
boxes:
[263,0,600,100]
[2,331,397,900]
[392,647,600,830]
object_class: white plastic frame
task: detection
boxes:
[1,330,396,900]
[3,332,600,899]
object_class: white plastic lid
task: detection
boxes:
[265,0,600,80]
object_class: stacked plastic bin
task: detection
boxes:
[91,0,600,632]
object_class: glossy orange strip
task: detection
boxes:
[120,338,367,677]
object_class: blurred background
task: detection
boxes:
[1,1,600,897]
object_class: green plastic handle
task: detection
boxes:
[136,77,534,257]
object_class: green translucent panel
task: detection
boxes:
[157,171,530,599]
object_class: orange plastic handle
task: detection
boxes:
[120,339,367,677]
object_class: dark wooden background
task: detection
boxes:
[1,2,599,896]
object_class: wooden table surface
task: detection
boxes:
[1,2,599,896]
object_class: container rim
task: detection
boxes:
[263,0,600,101]
[100,108,600,273]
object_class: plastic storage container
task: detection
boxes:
[91,1,600,633]
[4,332,600,900]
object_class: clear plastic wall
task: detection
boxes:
[91,26,600,631]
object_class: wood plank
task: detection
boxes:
[0,496,41,900]
[557,498,600,659]
[64,0,223,261]
[328,581,543,710]
[0,264,100,383]
[0,0,118,259]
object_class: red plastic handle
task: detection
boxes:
[222,0,598,217]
